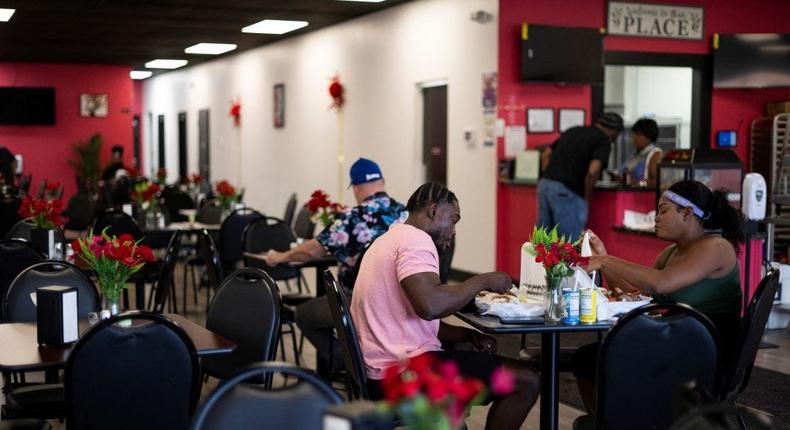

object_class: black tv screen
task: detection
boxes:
[0,87,56,125]
[521,25,603,84]
[713,34,790,88]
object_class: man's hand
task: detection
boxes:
[263,250,284,266]
[481,272,514,294]
[471,332,497,354]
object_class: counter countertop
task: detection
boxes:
[499,178,655,192]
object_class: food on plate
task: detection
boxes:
[603,287,649,302]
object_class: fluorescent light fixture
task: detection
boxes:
[144,59,188,69]
[0,8,15,22]
[185,43,237,55]
[242,19,308,35]
[130,71,153,80]
[335,0,386,2]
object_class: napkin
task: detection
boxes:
[475,292,544,318]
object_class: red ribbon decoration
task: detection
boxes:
[229,100,241,127]
[328,75,344,110]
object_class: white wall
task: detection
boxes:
[143,0,499,274]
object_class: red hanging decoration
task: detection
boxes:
[229,99,241,127]
[328,75,344,110]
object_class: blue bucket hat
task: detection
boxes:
[349,158,383,186]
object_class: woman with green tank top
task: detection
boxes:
[571,179,745,415]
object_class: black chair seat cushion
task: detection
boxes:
[3,383,65,419]
[0,419,52,430]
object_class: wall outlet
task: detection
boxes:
[464,127,476,147]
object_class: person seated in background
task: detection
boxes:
[573,179,744,415]
[101,145,126,180]
[610,118,663,187]
[264,157,407,377]
[0,146,16,187]
[351,182,539,430]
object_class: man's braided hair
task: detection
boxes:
[406,182,457,213]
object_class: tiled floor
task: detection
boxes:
[8,264,789,429]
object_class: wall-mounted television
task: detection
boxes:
[713,33,790,88]
[0,87,56,125]
[521,24,604,85]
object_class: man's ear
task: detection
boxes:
[427,202,437,220]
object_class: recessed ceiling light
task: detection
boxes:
[242,19,308,35]
[185,43,237,55]
[335,0,386,2]
[0,8,15,22]
[130,71,153,80]
[145,59,188,69]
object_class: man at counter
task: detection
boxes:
[538,112,624,240]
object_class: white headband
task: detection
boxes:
[662,190,709,220]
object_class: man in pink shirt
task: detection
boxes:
[351,182,539,430]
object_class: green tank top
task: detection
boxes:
[652,245,742,315]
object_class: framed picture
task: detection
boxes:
[273,83,285,128]
[527,108,554,133]
[559,108,586,132]
[80,94,108,118]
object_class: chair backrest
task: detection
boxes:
[0,194,22,237]
[64,193,95,231]
[0,238,45,320]
[219,208,264,269]
[323,270,368,400]
[242,217,300,281]
[282,193,297,228]
[5,218,66,258]
[66,312,200,430]
[197,228,224,292]
[190,361,342,430]
[595,303,720,430]
[197,199,223,225]
[718,269,779,400]
[162,186,196,223]
[151,231,184,313]
[2,260,100,323]
[92,209,144,241]
[439,236,455,284]
[202,268,281,379]
[292,204,315,240]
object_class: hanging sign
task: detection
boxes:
[607,2,703,40]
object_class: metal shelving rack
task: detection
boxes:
[752,113,790,261]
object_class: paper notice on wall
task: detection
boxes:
[504,125,526,158]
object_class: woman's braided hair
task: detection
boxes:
[406,182,458,213]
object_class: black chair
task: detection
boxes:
[323,270,368,400]
[65,312,201,430]
[91,209,143,241]
[149,231,184,313]
[0,194,22,238]
[218,208,264,274]
[2,260,100,323]
[197,199,223,225]
[716,269,779,429]
[162,186,196,223]
[202,268,281,380]
[0,239,45,320]
[283,193,297,228]
[63,193,95,231]
[183,229,225,311]
[0,420,51,430]
[574,303,721,430]
[190,361,342,430]
[292,204,315,240]
[5,218,66,259]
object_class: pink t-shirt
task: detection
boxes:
[350,223,442,380]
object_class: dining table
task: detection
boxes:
[454,312,612,430]
[243,252,338,296]
[0,313,235,373]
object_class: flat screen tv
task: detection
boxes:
[521,24,604,84]
[0,87,56,125]
[713,33,790,88]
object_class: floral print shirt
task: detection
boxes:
[316,192,407,287]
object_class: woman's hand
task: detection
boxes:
[586,230,608,256]
[584,255,606,272]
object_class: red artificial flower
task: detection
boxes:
[45,181,61,192]
[230,100,241,127]
[307,190,331,212]
[328,75,344,109]
[135,245,156,263]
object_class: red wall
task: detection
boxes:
[0,63,134,200]
[497,0,790,277]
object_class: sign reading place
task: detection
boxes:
[608,2,704,40]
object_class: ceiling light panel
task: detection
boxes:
[145,59,188,69]
[130,71,153,80]
[0,8,15,22]
[242,19,309,35]
[185,43,237,55]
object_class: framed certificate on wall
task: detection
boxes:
[559,108,585,132]
[527,108,554,133]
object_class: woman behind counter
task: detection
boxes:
[574,179,744,414]
[610,118,663,187]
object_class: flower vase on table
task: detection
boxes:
[18,188,68,259]
[526,226,588,323]
[307,189,346,229]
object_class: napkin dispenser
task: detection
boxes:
[37,286,79,346]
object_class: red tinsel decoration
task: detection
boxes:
[328,75,344,109]
[229,100,241,127]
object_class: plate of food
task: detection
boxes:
[475,290,544,321]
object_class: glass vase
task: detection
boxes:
[544,276,566,323]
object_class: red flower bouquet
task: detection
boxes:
[19,195,67,229]
[155,167,168,185]
[71,229,156,310]
[307,189,345,227]
[132,181,162,212]
[381,353,514,430]
[215,180,240,210]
